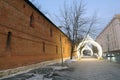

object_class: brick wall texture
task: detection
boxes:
[0,0,71,70]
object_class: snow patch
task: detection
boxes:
[26,74,52,80]
[64,59,78,63]
[52,66,68,71]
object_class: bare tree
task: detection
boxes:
[59,2,72,39]
[59,1,99,59]
[87,12,102,39]
[59,1,88,59]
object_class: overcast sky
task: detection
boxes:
[29,0,120,36]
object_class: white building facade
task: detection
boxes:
[96,14,120,53]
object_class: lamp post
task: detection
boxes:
[107,34,110,54]
[60,34,63,66]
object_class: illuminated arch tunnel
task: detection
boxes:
[76,37,103,59]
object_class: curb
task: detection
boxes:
[0,59,63,79]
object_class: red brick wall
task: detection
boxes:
[0,0,71,70]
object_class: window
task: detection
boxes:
[23,4,26,8]
[60,34,61,42]
[56,45,58,54]
[38,16,39,19]
[50,28,52,37]
[43,42,45,52]
[6,32,12,49]
[65,38,66,44]
[30,12,34,27]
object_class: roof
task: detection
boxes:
[24,0,71,41]
[96,14,120,40]
[115,14,120,21]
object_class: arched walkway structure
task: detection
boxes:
[81,45,93,57]
[77,35,102,59]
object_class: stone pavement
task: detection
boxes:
[1,57,120,80]
[66,57,120,80]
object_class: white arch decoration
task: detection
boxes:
[77,35,102,59]
[81,45,93,57]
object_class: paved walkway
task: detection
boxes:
[66,57,120,80]
[1,57,120,80]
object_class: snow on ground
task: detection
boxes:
[25,74,43,80]
[50,66,68,71]
[1,59,77,80]
[26,74,52,80]
[64,59,78,64]
[3,58,120,80]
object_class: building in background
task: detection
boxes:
[96,14,120,54]
[0,0,71,70]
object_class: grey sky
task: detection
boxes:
[29,0,120,36]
